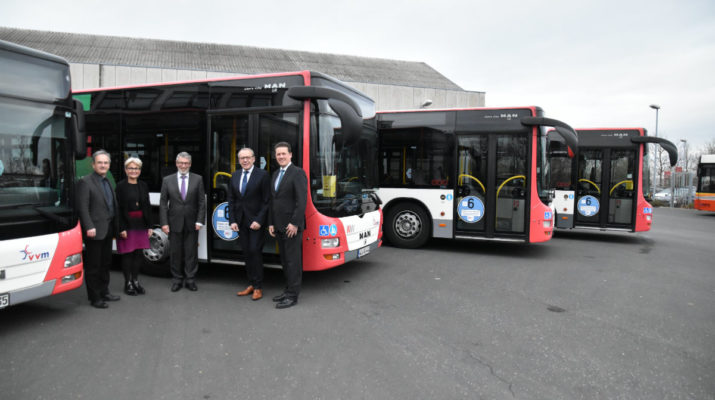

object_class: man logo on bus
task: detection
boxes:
[19,245,50,261]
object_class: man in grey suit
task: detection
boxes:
[160,152,206,292]
[268,142,307,309]
[76,150,121,309]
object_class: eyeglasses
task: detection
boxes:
[126,167,141,171]
[176,161,191,165]
[239,156,254,160]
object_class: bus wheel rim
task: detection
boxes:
[394,211,421,239]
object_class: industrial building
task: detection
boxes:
[0,27,484,110]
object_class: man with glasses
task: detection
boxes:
[76,150,121,308]
[160,152,206,292]
[228,148,271,301]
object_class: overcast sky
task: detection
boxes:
[2,0,714,151]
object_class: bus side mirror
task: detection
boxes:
[286,85,365,147]
[328,98,362,147]
[72,99,87,160]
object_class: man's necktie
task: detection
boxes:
[102,178,114,217]
[275,169,285,191]
[180,175,187,200]
[240,170,248,195]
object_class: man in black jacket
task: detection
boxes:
[76,150,121,309]
[268,142,307,309]
[229,147,271,301]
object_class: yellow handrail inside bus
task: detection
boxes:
[610,180,633,195]
[578,178,601,194]
[496,175,526,198]
[213,171,232,188]
[458,174,486,193]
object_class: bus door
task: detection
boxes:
[454,133,528,240]
[575,148,636,228]
[207,111,300,262]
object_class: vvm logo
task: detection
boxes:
[19,245,50,261]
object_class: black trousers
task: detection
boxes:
[84,234,113,302]
[277,231,302,299]
[169,229,199,284]
[239,223,265,288]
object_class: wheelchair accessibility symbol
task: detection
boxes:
[319,225,329,237]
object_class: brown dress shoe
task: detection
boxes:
[237,285,254,296]
[252,289,263,301]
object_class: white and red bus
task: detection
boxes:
[548,128,677,232]
[376,107,578,248]
[0,40,86,309]
[73,71,382,273]
[695,154,715,212]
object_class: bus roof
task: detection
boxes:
[701,154,715,164]
[73,70,314,94]
[378,106,541,114]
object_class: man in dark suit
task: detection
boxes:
[228,147,271,301]
[76,150,121,309]
[268,142,307,309]
[160,152,206,292]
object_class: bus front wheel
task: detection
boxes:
[141,228,171,277]
[385,203,431,249]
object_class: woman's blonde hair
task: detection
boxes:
[124,157,143,168]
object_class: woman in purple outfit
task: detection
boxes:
[116,157,152,295]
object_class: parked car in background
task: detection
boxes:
[654,190,672,202]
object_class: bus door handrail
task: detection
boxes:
[458,174,486,193]
[610,180,633,196]
[213,171,232,188]
[578,178,601,194]
[496,175,526,198]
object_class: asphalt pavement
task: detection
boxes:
[0,208,713,399]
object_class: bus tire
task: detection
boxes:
[140,228,171,277]
[385,203,431,248]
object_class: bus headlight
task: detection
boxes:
[64,253,82,268]
[321,238,340,248]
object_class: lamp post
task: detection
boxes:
[681,138,693,205]
[649,104,660,198]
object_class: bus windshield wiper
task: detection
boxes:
[33,205,70,225]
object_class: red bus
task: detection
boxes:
[73,71,382,273]
[695,154,715,211]
[0,40,86,309]
[376,107,578,248]
[548,128,677,232]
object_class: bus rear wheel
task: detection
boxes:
[385,203,430,248]
[141,228,171,277]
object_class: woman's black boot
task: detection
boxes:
[124,280,138,296]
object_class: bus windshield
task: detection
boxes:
[0,97,72,238]
[311,99,379,218]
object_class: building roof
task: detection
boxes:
[0,27,464,91]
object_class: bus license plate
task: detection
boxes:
[358,246,370,258]
[0,293,9,309]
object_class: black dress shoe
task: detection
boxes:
[102,293,121,301]
[186,282,198,291]
[272,293,287,302]
[275,297,297,309]
[133,280,146,295]
[91,300,108,309]
[171,283,182,292]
